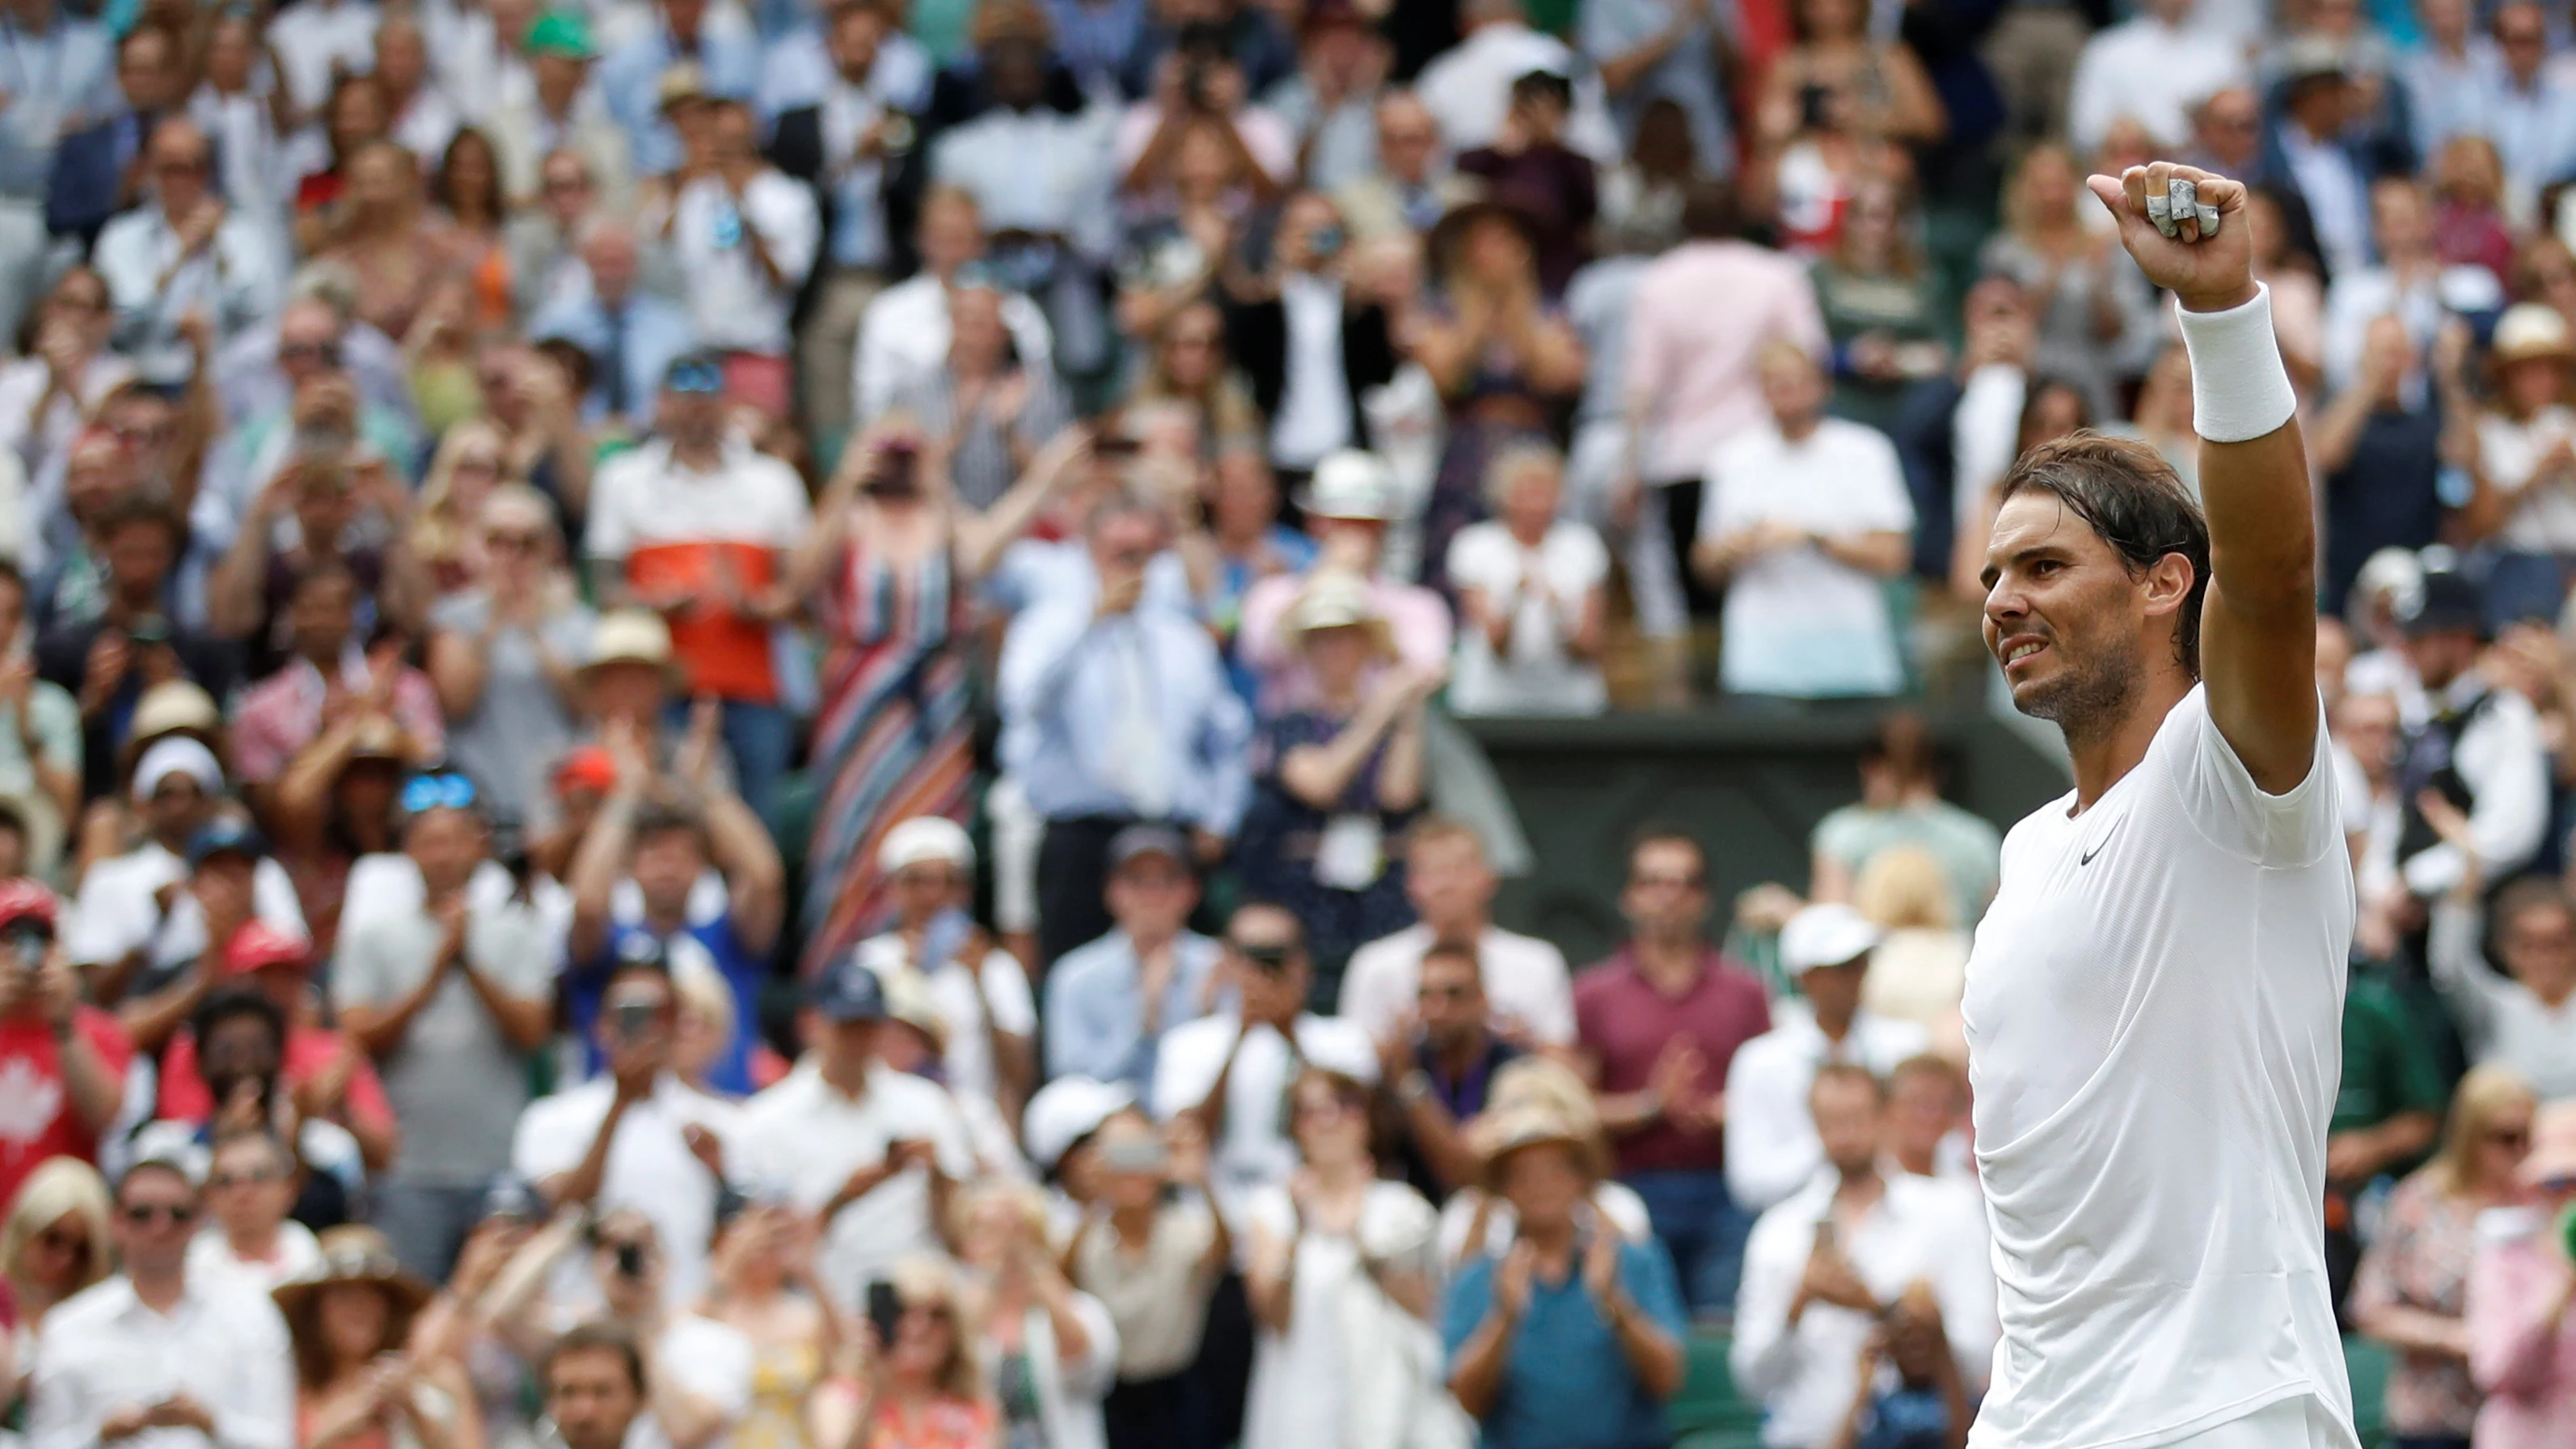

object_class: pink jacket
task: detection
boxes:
[2467,1228,2576,1449]
[1621,240,1828,484]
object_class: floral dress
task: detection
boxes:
[2349,1174,2486,1439]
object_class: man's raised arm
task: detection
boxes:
[2089,161,2318,794]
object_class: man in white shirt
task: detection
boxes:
[851,187,1053,425]
[574,1211,755,1449]
[2388,570,2549,902]
[2066,0,2247,154]
[1340,816,1573,1046]
[92,119,276,363]
[27,1154,294,1449]
[1414,0,1617,160]
[1963,161,2356,1449]
[1152,902,1378,1210]
[1724,905,1929,1214]
[264,0,377,122]
[511,947,737,1308]
[850,816,1037,1120]
[733,963,976,1310]
[1692,343,1912,699]
[1731,1065,1995,1449]
[665,99,817,395]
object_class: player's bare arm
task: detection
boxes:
[2088,161,2319,794]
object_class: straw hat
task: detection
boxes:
[272,1227,435,1340]
[2492,303,2575,368]
[578,610,685,686]
[1282,569,1395,658]
[1472,1102,1609,1190]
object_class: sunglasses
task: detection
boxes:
[209,1166,287,1189]
[485,528,545,551]
[402,773,479,814]
[665,362,724,395]
[121,1202,196,1227]
[280,340,343,365]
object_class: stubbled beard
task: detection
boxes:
[2012,640,2139,750]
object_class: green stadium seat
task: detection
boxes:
[2343,1335,2389,1448]
[1672,1329,1766,1436]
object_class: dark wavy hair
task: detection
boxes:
[1996,432,2212,678]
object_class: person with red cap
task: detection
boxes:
[148,921,402,1176]
[0,881,133,1208]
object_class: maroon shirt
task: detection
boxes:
[1574,944,1772,1176]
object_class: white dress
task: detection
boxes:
[1239,1180,1451,1449]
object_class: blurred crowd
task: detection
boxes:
[4,0,2576,1446]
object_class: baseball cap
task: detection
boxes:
[809,961,889,1023]
[133,737,224,801]
[186,817,268,868]
[1302,449,1394,522]
[2401,569,2485,640]
[1779,903,1881,974]
[223,921,312,977]
[552,746,620,797]
[1108,824,1191,873]
[526,9,595,59]
[1022,1076,1134,1172]
[879,817,974,874]
[0,878,61,932]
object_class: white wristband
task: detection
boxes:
[2176,283,2297,445]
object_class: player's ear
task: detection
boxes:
[2139,551,2195,622]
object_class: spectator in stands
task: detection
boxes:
[850,816,1038,1122]
[584,354,814,814]
[829,1257,993,1447]
[1979,145,2153,421]
[1379,935,1525,1200]
[1222,190,1397,488]
[2396,570,2550,905]
[1885,1054,1967,1181]
[109,812,291,1056]
[664,99,817,416]
[2268,54,2384,281]
[2464,1097,2576,1444]
[735,961,976,1307]
[227,561,444,804]
[2463,305,2576,623]
[2466,2,2576,221]
[1620,181,1825,623]
[2325,178,2496,395]
[1848,847,1970,1034]
[852,187,1054,426]
[94,117,276,361]
[564,719,784,1096]
[598,0,759,177]
[2066,0,2244,156]
[509,941,736,1307]
[1153,901,1377,1208]
[2430,871,2576,1103]
[1336,91,1473,244]
[332,782,556,1278]
[1067,1108,1230,1449]
[2352,1064,2539,1449]
[1693,342,1911,700]
[1235,572,1434,970]
[191,1131,320,1291]
[952,1178,1121,1448]
[424,486,596,829]
[998,491,1251,969]
[1810,716,2003,929]
[2316,315,2460,617]
[538,1324,653,1449]
[488,15,631,213]
[1576,828,1772,1314]
[1342,816,1573,1047]
[1235,448,1453,711]
[0,565,78,877]
[886,283,1076,511]
[1045,824,1227,1096]
[24,1152,296,1449]
[527,220,698,435]
[274,1228,484,1449]
[0,881,127,1207]
[1730,1064,1995,1449]
[1444,1102,1686,1449]
[2,1159,115,1338]
[1446,442,1607,716]
[1725,905,1931,1214]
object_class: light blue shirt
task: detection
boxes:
[754,23,930,117]
[598,21,762,175]
[1041,927,1227,1096]
[998,598,1252,833]
[2401,37,2501,158]
[527,289,699,429]
[1578,0,1731,174]
[93,205,280,354]
[2461,67,2576,217]
[0,12,115,199]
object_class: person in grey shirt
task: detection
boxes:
[424,484,597,830]
[332,780,556,1279]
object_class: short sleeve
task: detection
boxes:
[1844,430,1915,533]
[2168,686,2344,867]
[1553,526,1610,593]
[510,1100,585,1184]
[978,951,1037,1036]
[327,922,392,1010]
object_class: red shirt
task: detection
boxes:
[1574,945,1772,1176]
[155,1023,395,1133]
[0,1008,136,1206]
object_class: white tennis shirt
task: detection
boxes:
[1962,686,2360,1449]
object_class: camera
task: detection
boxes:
[606,999,661,1041]
[863,438,920,498]
[1239,941,1293,972]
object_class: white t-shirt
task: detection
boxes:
[665,169,820,354]
[1444,520,1610,717]
[1338,923,1575,1046]
[853,932,1037,1108]
[1700,418,1914,698]
[65,844,308,973]
[1962,686,2357,1449]
[2477,405,2576,552]
[1148,1014,1379,1210]
[585,441,816,561]
[510,1075,738,1309]
[732,1062,978,1310]
[186,1222,323,1295]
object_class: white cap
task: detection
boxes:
[1779,902,1882,974]
[878,817,973,873]
[133,737,225,801]
[1022,1076,1134,1172]
[1299,1025,1383,1084]
[1303,450,1394,522]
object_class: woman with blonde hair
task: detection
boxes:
[2350,1064,2539,1449]
[818,1255,995,1449]
[276,1226,484,1449]
[1852,845,1970,1031]
[952,1178,1118,1449]
[424,483,593,826]
[2,1156,115,1351]
[1128,301,1262,460]
[703,1205,839,1449]
[1977,142,2151,418]
[409,421,519,594]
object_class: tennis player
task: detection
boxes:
[1962,161,2359,1449]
